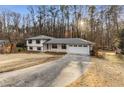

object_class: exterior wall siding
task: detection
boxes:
[26,40,46,51]
[44,44,67,53]
[44,44,90,55]
[26,40,46,47]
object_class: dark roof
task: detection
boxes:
[26,35,54,40]
[45,38,94,45]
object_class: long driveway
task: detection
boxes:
[0,54,91,87]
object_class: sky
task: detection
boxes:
[0,5,29,15]
[0,5,123,26]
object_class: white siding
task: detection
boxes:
[26,40,46,47]
[44,44,66,53]
[44,44,91,55]
[26,39,46,51]
[27,46,43,51]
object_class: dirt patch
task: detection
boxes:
[68,55,124,87]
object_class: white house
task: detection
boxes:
[26,35,54,51]
[26,35,94,55]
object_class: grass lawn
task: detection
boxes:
[68,52,124,87]
[0,53,63,73]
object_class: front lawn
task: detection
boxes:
[0,53,63,73]
[68,53,124,87]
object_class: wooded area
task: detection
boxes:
[0,5,124,51]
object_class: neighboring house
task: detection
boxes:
[0,40,9,53]
[0,40,8,47]
[0,40,16,53]
[26,35,94,55]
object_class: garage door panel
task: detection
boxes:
[67,46,89,55]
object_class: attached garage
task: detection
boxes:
[67,45,90,55]
[45,38,94,55]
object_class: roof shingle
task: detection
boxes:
[26,35,54,40]
[45,38,94,45]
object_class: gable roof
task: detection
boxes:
[26,35,54,40]
[45,38,94,45]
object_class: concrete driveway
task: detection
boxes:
[0,54,91,87]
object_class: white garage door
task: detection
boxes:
[67,45,90,55]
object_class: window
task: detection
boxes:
[29,47,33,50]
[62,44,66,49]
[74,45,77,47]
[37,47,41,50]
[36,40,40,44]
[78,45,82,47]
[69,45,73,47]
[46,44,49,49]
[83,45,88,47]
[28,40,32,44]
[52,44,57,49]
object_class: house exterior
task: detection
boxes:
[0,40,8,47]
[26,35,54,52]
[26,35,94,55]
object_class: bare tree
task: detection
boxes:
[0,5,123,51]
